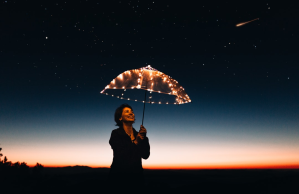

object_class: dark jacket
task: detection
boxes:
[109,126,150,175]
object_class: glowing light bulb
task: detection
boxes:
[135,100,137,101]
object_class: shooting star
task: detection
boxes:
[236,18,259,27]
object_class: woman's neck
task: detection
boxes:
[122,122,133,134]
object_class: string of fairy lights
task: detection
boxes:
[101,65,191,104]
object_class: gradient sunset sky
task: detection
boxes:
[0,1,298,168]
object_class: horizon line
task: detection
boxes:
[34,165,299,170]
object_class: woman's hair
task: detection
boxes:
[114,103,134,127]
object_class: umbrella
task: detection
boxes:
[101,65,191,124]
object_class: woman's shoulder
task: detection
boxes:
[111,127,122,135]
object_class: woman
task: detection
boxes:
[109,104,150,187]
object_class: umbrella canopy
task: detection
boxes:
[101,65,191,105]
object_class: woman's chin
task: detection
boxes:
[123,120,135,123]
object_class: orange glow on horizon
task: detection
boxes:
[142,164,299,170]
[4,134,299,170]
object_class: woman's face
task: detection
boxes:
[119,107,135,123]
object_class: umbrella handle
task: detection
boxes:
[142,89,146,125]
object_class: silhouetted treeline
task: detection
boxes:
[0,147,44,176]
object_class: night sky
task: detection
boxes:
[1,1,299,168]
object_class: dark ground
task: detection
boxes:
[1,167,298,194]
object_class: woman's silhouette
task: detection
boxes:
[109,104,150,188]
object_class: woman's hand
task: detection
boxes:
[134,125,147,144]
[139,125,147,139]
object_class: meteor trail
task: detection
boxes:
[236,18,259,27]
